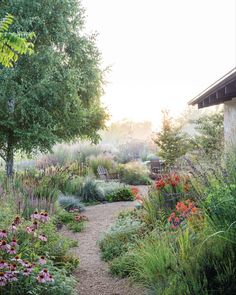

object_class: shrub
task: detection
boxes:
[79,177,105,202]
[58,195,85,212]
[118,162,151,185]
[98,181,125,197]
[106,188,134,202]
[99,214,145,261]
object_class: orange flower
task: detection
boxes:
[131,187,139,196]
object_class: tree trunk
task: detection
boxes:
[6,135,14,178]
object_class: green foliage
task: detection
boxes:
[108,155,236,295]
[54,209,86,233]
[154,110,191,168]
[118,161,151,185]
[0,1,108,175]
[0,14,34,67]
[89,155,117,176]
[110,253,136,278]
[106,187,134,202]
[67,221,85,233]
[99,213,145,261]
[98,181,125,197]
[142,189,168,228]
[131,234,178,289]
[79,177,105,202]
[58,195,85,212]
[193,111,224,156]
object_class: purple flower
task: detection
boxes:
[39,234,47,242]
[0,272,7,286]
[6,272,18,282]
[10,239,17,247]
[11,256,22,263]
[0,240,10,251]
[10,223,17,233]
[31,211,41,220]
[7,247,17,255]
[0,260,7,269]
[0,230,7,238]
[38,256,46,265]
[22,268,31,276]
[37,273,47,283]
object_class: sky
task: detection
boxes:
[82,0,236,128]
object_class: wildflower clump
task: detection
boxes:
[0,213,54,288]
[168,199,198,229]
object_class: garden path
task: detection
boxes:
[64,185,148,295]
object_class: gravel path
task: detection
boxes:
[64,186,148,295]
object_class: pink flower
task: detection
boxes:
[38,256,46,265]
[37,273,47,283]
[0,230,7,238]
[48,275,54,282]
[0,240,10,251]
[20,260,29,267]
[26,226,34,234]
[0,272,7,286]
[7,247,17,255]
[9,263,17,271]
[11,256,22,263]
[41,269,50,279]
[37,268,52,283]
[6,272,17,282]
[0,260,7,269]
[10,239,17,247]
[31,211,41,220]
[39,234,47,242]
[10,223,17,233]
[22,268,31,276]
[40,212,49,223]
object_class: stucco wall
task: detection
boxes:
[224,98,236,148]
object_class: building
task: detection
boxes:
[189,68,236,147]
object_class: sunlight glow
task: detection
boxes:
[82,0,236,127]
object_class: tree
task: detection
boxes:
[0,1,108,177]
[0,14,34,67]
[154,110,190,168]
[193,111,224,156]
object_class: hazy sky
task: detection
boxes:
[82,0,236,127]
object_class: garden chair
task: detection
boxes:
[150,159,165,180]
[97,166,119,182]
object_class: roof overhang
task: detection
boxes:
[188,68,236,109]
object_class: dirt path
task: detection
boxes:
[64,186,148,295]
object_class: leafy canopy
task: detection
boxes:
[154,110,190,167]
[0,1,108,164]
[193,111,224,156]
[0,14,34,67]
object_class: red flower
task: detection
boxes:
[156,179,166,190]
